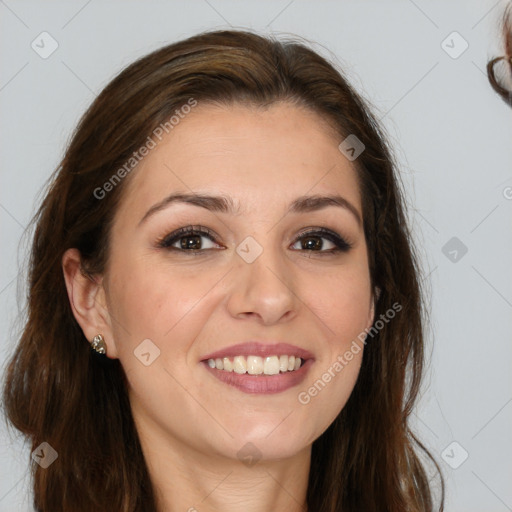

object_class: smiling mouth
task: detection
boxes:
[205,354,305,375]
[202,356,314,394]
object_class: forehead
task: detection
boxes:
[116,101,361,220]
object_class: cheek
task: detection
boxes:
[307,265,372,342]
[106,257,226,354]
[295,266,371,420]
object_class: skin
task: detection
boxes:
[63,102,376,512]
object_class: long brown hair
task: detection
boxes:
[2,29,444,511]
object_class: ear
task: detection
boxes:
[62,248,119,359]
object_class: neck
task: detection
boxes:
[135,416,310,512]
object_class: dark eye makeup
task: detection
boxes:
[155,224,353,255]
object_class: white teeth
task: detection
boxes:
[233,355,246,374]
[206,355,303,375]
[247,355,263,375]
[263,356,280,375]
[223,357,233,372]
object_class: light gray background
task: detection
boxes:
[1,1,511,511]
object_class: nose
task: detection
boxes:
[225,242,298,326]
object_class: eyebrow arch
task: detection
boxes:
[289,194,362,226]
[138,192,362,227]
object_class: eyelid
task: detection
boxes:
[291,227,353,251]
[156,225,222,249]
[156,225,353,253]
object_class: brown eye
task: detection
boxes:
[157,226,222,252]
[291,228,352,253]
[296,235,333,251]
[178,235,206,250]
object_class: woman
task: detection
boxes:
[2,29,443,511]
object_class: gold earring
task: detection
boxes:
[91,334,107,355]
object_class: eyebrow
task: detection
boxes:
[138,192,362,227]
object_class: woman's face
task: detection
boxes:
[102,102,375,461]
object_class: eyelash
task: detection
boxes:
[155,225,353,255]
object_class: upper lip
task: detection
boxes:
[201,342,314,361]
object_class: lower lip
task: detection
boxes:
[202,359,314,394]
